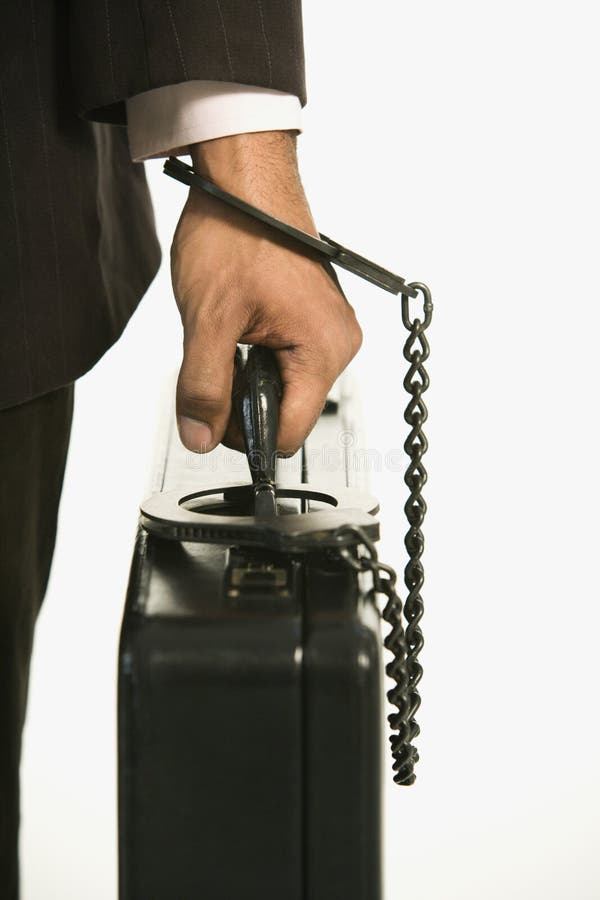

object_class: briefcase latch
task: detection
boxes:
[228,561,289,595]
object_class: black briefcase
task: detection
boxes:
[118,359,385,900]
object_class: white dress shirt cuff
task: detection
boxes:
[126,81,303,163]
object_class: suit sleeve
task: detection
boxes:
[69,0,307,125]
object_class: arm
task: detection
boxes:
[70,1,360,453]
[123,85,359,452]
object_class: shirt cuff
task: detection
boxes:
[126,80,303,163]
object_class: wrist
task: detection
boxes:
[189,130,300,193]
[185,130,317,237]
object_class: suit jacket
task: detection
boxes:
[0,0,306,410]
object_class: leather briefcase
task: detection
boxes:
[118,362,384,900]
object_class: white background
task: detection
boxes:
[20,1,600,898]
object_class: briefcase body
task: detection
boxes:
[118,391,384,899]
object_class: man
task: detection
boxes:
[0,1,362,893]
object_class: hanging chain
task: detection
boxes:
[333,282,432,786]
[396,282,432,783]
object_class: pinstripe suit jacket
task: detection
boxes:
[0,1,306,410]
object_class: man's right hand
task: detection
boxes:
[170,130,362,456]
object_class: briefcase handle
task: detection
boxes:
[233,345,282,517]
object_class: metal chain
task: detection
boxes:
[332,282,432,786]
[399,282,432,780]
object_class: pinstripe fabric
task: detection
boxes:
[70,0,306,123]
[0,0,306,410]
[0,384,74,897]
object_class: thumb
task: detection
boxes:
[176,315,239,453]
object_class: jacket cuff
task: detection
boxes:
[70,1,306,124]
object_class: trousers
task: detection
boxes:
[0,384,74,899]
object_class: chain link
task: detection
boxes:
[333,282,432,786]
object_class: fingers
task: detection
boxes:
[176,307,241,452]
[220,300,362,457]
[276,312,362,456]
[276,362,337,456]
[219,360,331,457]
[220,353,332,456]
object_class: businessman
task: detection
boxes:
[0,1,362,893]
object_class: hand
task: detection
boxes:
[170,131,362,455]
